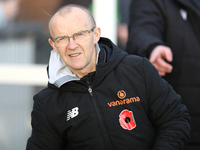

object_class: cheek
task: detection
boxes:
[85,43,95,57]
[56,49,67,59]
[79,40,94,55]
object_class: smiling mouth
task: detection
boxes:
[69,53,80,57]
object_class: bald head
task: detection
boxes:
[49,4,96,37]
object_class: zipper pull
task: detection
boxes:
[88,86,93,97]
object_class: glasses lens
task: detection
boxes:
[55,36,69,47]
[74,31,90,42]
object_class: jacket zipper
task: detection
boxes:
[88,86,113,150]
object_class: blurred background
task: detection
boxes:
[0,0,129,149]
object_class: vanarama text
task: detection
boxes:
[108,96,140,107]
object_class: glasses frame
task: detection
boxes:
[50,27,96,47]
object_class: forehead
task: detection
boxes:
[50,8,91,36]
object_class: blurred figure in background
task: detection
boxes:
[0,0,19,29]
[126,0,200,149]
[117,0,131,50]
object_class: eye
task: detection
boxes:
[55,36,67,43]
[59,37,65,40]
[77,32,84,36]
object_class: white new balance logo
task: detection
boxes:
[67,107,79,121]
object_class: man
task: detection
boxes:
[26,4,190,150]
[126,0,200,149]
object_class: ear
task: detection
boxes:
[94,27,101,44]
[48,38,58,52]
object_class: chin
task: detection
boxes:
[71,65,85,71]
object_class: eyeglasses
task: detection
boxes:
[51,27,96,48]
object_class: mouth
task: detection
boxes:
[69,53,80,57]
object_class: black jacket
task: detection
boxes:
[126,0,200,149]
[26,38,190,150]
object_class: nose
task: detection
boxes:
[68,37,78,49]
